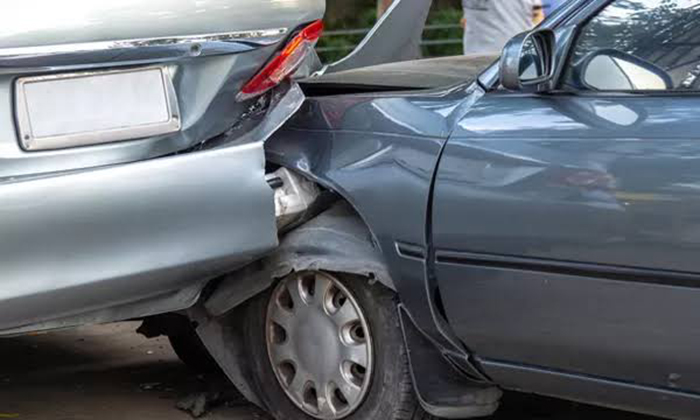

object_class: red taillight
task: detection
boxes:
[237,20,324,101]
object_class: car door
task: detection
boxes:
[432,0,700,410]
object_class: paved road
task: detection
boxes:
[0,322,659,420]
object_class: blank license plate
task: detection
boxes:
[16,67,180,151]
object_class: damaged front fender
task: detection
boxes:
[193,202,395,406]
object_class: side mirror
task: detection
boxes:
[500,29,556,92]
[579,49,672,91]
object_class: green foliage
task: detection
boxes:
[422,7,463,58]
[318,8,378,62]
[317,5,464,63]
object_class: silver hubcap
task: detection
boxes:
[266,271,373,419]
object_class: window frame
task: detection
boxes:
[556,0,700,94]
[478,0,601,90]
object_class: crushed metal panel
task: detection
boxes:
[324,0,433,74]
[204,202,395,318]
[195,203,396,408]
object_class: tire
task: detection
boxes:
[244,270,435,420]
[168,321,221,373]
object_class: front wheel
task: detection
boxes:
[244,270,434,420]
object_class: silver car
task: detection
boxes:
[0,0,324,336]
[1,2,454,420]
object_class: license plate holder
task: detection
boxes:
[15,67,180,151]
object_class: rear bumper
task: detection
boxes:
[0,141,277,333]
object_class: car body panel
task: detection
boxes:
[433,92,700,401]
[266,83,494,401]
[426,0,700,416]
[268,90,449,328]
[0,0,322,50]
[0,0,324,333]
[304,54,498,91]
[270,0,700,417]
[0,0,324,180]
[0,140,276,335]
[268,90,453,246]
[0,52,276,179]
[436,94,700,272]
[481,358,700,420]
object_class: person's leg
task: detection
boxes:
[463,29,469,55]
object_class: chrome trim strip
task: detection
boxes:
[16,66,181,151]
[0,28,288,72]
[0,28,288,58]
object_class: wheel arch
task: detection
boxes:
[203,199,396,320]
[191,198,397,407]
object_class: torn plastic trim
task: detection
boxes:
[201,80,306,151]
[255,81,306,145]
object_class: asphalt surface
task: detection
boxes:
[0,322,661,420]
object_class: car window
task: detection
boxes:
[562,0,700,92]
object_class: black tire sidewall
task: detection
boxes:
[244,273,411,420]
[168,322,221,373]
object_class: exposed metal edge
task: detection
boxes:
[204,202,397,319]
[480,357,700,398]
[220,81,306,147]
[0,28,288,58]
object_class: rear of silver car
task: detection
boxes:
[0,0,324,335]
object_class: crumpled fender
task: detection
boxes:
[193,202,395,407]
[204,201,394,319]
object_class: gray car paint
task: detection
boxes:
[269,0,700,417]
[0,0,323,49]
[266,82,493,386]
[430,0,700,417]
[0,0,324,180]
[434,93,700,404]
[0,0,324,334]
[0,53,272,179]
